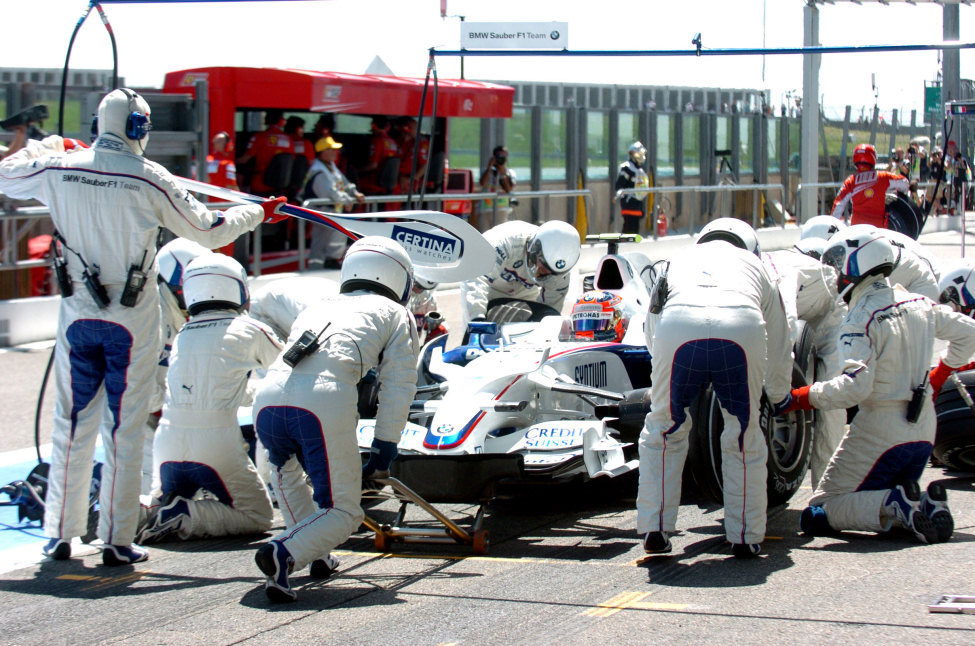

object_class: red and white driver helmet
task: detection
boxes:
[571,290,627,342]
[853,143,877,169]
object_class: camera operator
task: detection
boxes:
[479,145,517,227]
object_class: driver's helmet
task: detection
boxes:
[570,290,627,342]
[939,263,975,317]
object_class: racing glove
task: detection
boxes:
[62,138,89,152]
[362,438,398,479]
[929,360,958,399]
[780,386,813,414]
[260,196,288,224]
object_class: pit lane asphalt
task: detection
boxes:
[1,229,974,644]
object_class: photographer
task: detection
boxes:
[479,145,517,227]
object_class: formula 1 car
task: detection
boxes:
[356,236,814,508]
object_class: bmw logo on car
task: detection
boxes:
[432,424,454,437]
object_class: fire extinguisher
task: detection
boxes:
[656,208,668,237]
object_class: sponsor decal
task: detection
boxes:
[462,98,474,112]
[523,426,586,449]
[556,259,566,269]
[180,72,209,87]
[431,423,454,437]
[392,225,460,262]
[574,361,608,388]
[323,85,342,101]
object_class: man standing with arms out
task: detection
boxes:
[638,218,792,558]
[305,136,364,270]
[831,143,910,229]
[0,88,285,565]
[615,141,650,234]
[253,237,418,602]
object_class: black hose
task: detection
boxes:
[33,348,55,465]
[417,57,438,207]
[58,2,96,136]
[408,53,435,209]
[93,2,119,90]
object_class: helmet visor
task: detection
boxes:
[526,237,557,282]
[572,313,615,333]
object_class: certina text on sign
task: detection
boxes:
[461,22,568,50]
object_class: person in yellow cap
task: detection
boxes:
[304,136,364,269]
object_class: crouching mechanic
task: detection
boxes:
[0,88,286,565]
[785,229,975,544]
[638,218,793,558]
[139,254,282,542]
[460,220,581,326]
[253,236,419,602]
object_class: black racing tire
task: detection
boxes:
[885,193,923,240]
[933,369,975,472]
[685,362,813,507]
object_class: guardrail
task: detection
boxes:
[615,182,790,238]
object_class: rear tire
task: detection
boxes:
[933,369,975,472]
[685,363,813,507]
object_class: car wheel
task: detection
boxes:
[934,369,975,472]
[686,362,813,507]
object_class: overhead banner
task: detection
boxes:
[461,22,568,50]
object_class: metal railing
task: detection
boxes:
[615,182,790,238]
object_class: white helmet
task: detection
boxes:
[938,263,975,317]
[95,88,151,155]
[697,217,760,256]
[157,238,210,310]
[183,253,249,315]
[800,215,847,241]
[526,221,581,283]
[822,227,896,302]
[413,273,437,292]
[628,141,647,165]
[340,236,414,304]
[793,237,828,261]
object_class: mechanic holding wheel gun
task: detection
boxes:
[638,218,793,559]
[0,88,285,566]
[252,236,419,603]
[783,228,975,545]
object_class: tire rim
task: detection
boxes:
[767,411,806,472]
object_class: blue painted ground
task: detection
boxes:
[0,447,105,555]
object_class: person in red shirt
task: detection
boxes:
[395,116,429,195]
[357,115,399,195]
[238,109,292,196]
[831,143,910,228]
[206,131,238,190]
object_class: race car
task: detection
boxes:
[356,235,815,507]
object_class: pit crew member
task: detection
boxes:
[615,141,650,235]
[638,218,792,559]
[0,88,285,565]
[785,229,975,544]
[830,143,910,228]
[140,254,282,542]
[460,220,581,326]
[252,236,419,602]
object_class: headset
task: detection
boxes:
[90,88,151,141]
